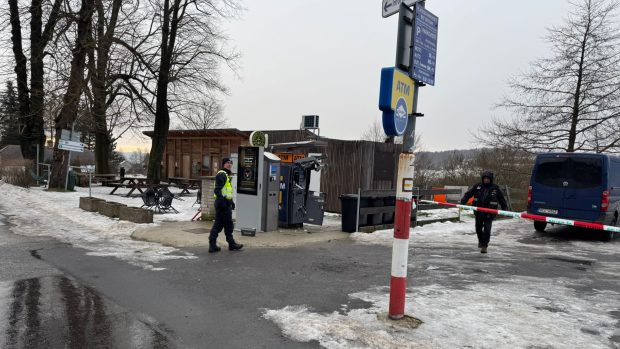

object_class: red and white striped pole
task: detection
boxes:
[389,153,415,320]
[419,200,620,234]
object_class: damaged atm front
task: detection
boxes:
[278,156,325,228]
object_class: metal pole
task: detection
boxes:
[356,187,361,232]
[36,144,40,181]
[89,170,92,197]
[64,123,75,191]
[389,1,424,320]
[389,153,415,320]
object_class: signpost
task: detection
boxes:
[411,5,438,85]
[379,0,439,321]
[382,0,422,18]
[59,127,83,191]
[58,139,85,153]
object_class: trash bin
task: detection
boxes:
[67,170,76,191]
[339,194,369,233]
[370,197,385,225]
[383,196,396,224]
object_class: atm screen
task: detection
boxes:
[237,146,259,195]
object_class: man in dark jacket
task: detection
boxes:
[209,158,243,253]
[460,171,508,253]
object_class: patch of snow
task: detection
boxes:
[0,182,196,270]
[264,277,619,349]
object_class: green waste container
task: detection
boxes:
[67,170,76,191]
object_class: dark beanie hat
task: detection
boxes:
[222,157,232,166]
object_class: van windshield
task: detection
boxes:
[535,157,603,189]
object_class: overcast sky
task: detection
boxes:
[123,0,572,152]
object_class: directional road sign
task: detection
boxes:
[382,0,421,18]
[58,139,84,153]
[411,5,438,85]
[61,129,81,142]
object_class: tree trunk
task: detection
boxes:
[92,0,122,175]
[30,0,51,165]
[49,0,95,189]
[148,0,182,183]
[8,0,33,162]
[567,5,592,153]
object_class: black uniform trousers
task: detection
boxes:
[209,199,234,243]
[474,212,493,247]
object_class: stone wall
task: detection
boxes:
[201,176,216,221]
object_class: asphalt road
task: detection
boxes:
[1,210,619,348]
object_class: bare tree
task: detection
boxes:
[49,0,95,189]
[480,0,620,153]
[361,120,387,142]
[7,0,63,163]
[174,97,228,130]
[141,0,240,182]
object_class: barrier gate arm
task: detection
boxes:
[419,200,620,234]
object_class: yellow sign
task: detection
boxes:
[390,69,415,110]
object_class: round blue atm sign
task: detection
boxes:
[394,97,408,134]
[382,97,408,136]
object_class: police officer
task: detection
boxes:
[460,171,508,253]
[209,158,243,253]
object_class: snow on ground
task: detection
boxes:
[416,208,461,221]
[0,181,198,270]
[350,209,474,247]
[264,277,618,349]
[265,211,620,348]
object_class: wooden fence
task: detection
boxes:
[320,139,402,213]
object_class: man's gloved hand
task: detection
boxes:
[231,201,236,210]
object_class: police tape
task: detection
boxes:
[418,200,620,234]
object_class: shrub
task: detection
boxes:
[0,159,35,188]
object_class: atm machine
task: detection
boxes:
[236,146,281,233]
[278,156,325,228]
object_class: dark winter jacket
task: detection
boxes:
[460,172,508,213]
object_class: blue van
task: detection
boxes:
[528,152,620,239]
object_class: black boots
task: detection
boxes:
[209,239,243,252]
[209,239,221,253]
[228,242,243,251]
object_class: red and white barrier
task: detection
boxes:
[419,200,620,233]
[389,153,415,320]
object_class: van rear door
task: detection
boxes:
[562,157,605,222]
[531,157,567,215]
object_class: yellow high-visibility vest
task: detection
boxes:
[214,170,233,200]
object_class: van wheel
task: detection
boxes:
[534,221,547,232]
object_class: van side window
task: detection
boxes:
[535,157,602,189]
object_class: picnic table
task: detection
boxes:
[167,177,200,195]
[109,176,155,197]
[91,174,118,186]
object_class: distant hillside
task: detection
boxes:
[418,148,487,170]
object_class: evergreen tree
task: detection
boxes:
[0,80,21,147]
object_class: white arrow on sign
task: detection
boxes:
[59,144,84,153]
[382,0,422,18]
[58,139,85,153]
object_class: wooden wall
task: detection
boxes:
[164,137,247,179]
[321,139,402,212]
